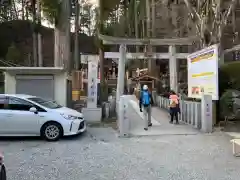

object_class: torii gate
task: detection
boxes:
[98,34,196,103]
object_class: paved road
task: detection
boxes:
[1,127,240,180]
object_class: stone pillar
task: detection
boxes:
[201,95,213,133]
[116,44,126,103]
[87,58,98,108]
[169,45,178,93]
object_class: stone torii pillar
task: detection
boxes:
[116,44,126,103]
[169,45,178,93]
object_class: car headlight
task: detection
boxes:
[60,114,78,120]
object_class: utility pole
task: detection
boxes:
[37,0,43,67]
[74,0,80,70]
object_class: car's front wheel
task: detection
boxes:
[41,122,63,141]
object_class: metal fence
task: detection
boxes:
[156,96,202,129]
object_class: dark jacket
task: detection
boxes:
[169,106,180,114]
[169,98,181,114]
[139,90,154,109]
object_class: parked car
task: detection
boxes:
[0,94,86,141]
[0,152,6,180]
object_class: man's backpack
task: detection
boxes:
[141,91,150,106]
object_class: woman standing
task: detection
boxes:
[169,90,180,124]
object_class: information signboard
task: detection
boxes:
[187,44,219,100]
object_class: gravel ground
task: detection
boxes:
[1,127,240,180]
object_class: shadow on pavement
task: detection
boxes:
[0,132,88,142]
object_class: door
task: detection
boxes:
[16,75,54,100]
[4,97,43,135]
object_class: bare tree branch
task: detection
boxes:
[221,0,237,26]
[183,0,201,21]
[183,0,238,47]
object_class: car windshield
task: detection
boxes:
[28,97,62,109]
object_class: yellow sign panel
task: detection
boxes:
[191,72,214,78]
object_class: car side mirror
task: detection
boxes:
[29,107,37,114]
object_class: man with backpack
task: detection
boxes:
[139,85,154,131]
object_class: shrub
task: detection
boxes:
[219,61,240,94]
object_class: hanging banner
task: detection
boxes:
[187,44,219,100]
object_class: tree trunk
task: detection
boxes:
[32,0,38,67]
[13,0,19,20]
[99,0,107,103]
[54,28,60,66]
[37,0,43,67]
[134,0,139,52]
[151,0,156,77]
[74,0,80,70]
[21,0,25,20]
[54,0,71,71]
[133,0,139,75]
[146,0,152,72]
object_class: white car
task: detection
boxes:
[0,94,86,141]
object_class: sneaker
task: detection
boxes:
[148,123,152,127]
[144,128,148,131]
[175,121,179,124]
[169,121,173,124]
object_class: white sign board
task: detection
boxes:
[187,44,219,100]
[87,59,98,108]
